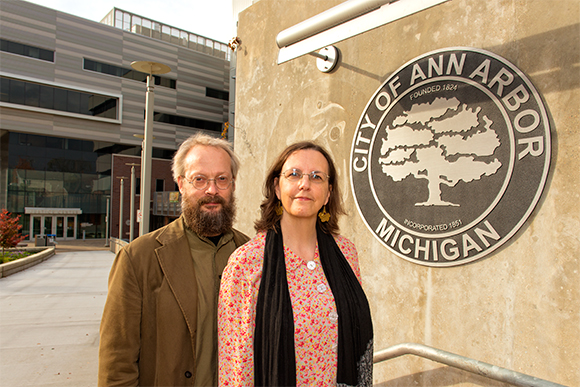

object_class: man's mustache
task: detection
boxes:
[198,196,226,206]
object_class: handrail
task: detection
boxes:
[275,0,390,48]
[373,343,567,387]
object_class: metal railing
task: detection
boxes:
[373,343,567,387]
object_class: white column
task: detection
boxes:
[119,178,124,240]
[105,196,110,247]
[140,75,154,236]
[129,165,136,241]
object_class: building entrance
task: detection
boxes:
[25,208,82,240]
[31,215,77,239]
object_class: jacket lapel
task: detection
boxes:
[155,217,198,337]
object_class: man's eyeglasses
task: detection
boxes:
[280,169,330,184]
[183,175,234,190]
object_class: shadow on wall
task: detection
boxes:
[485,23,580,93]
[337,23,580,92]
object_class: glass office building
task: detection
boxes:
[4,132,136,238]
[0,1,231,240]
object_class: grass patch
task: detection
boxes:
[1,250,33,264]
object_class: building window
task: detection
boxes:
[0,38,54,62]
[206,87,229,101]
[152,148,175,159]
[83,58,176,89]
[153,111,222,132]
[156,179,165,192]
[0,76,118,119]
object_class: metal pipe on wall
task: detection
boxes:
[276,0,391,48]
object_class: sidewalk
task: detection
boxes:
[0,245,115,386]
[21,238,111,253]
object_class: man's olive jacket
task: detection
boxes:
[98,216,249,386]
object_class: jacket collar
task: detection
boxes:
[156,215,188,246]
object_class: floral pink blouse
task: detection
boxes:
[218,231,361,386]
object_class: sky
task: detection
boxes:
[25,0,235,43]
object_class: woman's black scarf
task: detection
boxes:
[254,223,373,386]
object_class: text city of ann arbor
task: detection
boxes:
[352,51,546,262]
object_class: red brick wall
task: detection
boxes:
[111,154,175,240]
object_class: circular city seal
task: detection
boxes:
[350,47,551,267]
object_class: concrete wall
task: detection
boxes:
[232,0,579,386]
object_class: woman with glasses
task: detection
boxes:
[218,141,373,386]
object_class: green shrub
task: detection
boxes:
[1,250,32,264]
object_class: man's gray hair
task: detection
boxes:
[172,133,240,183]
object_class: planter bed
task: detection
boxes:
[0,247,56,278]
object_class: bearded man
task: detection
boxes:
[98,133,249,387]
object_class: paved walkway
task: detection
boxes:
[0,243,115,386]
[21,238,111,252]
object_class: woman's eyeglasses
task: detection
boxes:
[280,169,329,184]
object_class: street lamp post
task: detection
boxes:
[117,176,127,240]
[130,61,171,236]
[126,163,140,242]
[104,195,110,247]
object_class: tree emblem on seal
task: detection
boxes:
[379,97,501,207]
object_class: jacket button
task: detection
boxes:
[185,371,192,378]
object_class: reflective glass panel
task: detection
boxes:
[26,170,45,191]
[44,216,53,236]
[56,217,64,237]
[33,216,41,237]
[1,77,119,118]
[24,83,39,107]
[67,217,75,238]
[39,85,53,109]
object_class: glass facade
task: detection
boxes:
[153,111,223,132]
[84,59,177,89]
[206,87,229,101]
[0,76,118,119]
[0,38,54,62]
[4,132,172,239]
[99,8,231,60]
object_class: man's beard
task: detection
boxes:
[181,194,236,237]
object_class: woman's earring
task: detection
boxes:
[318,205,330,222]
[275,201,284,216]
